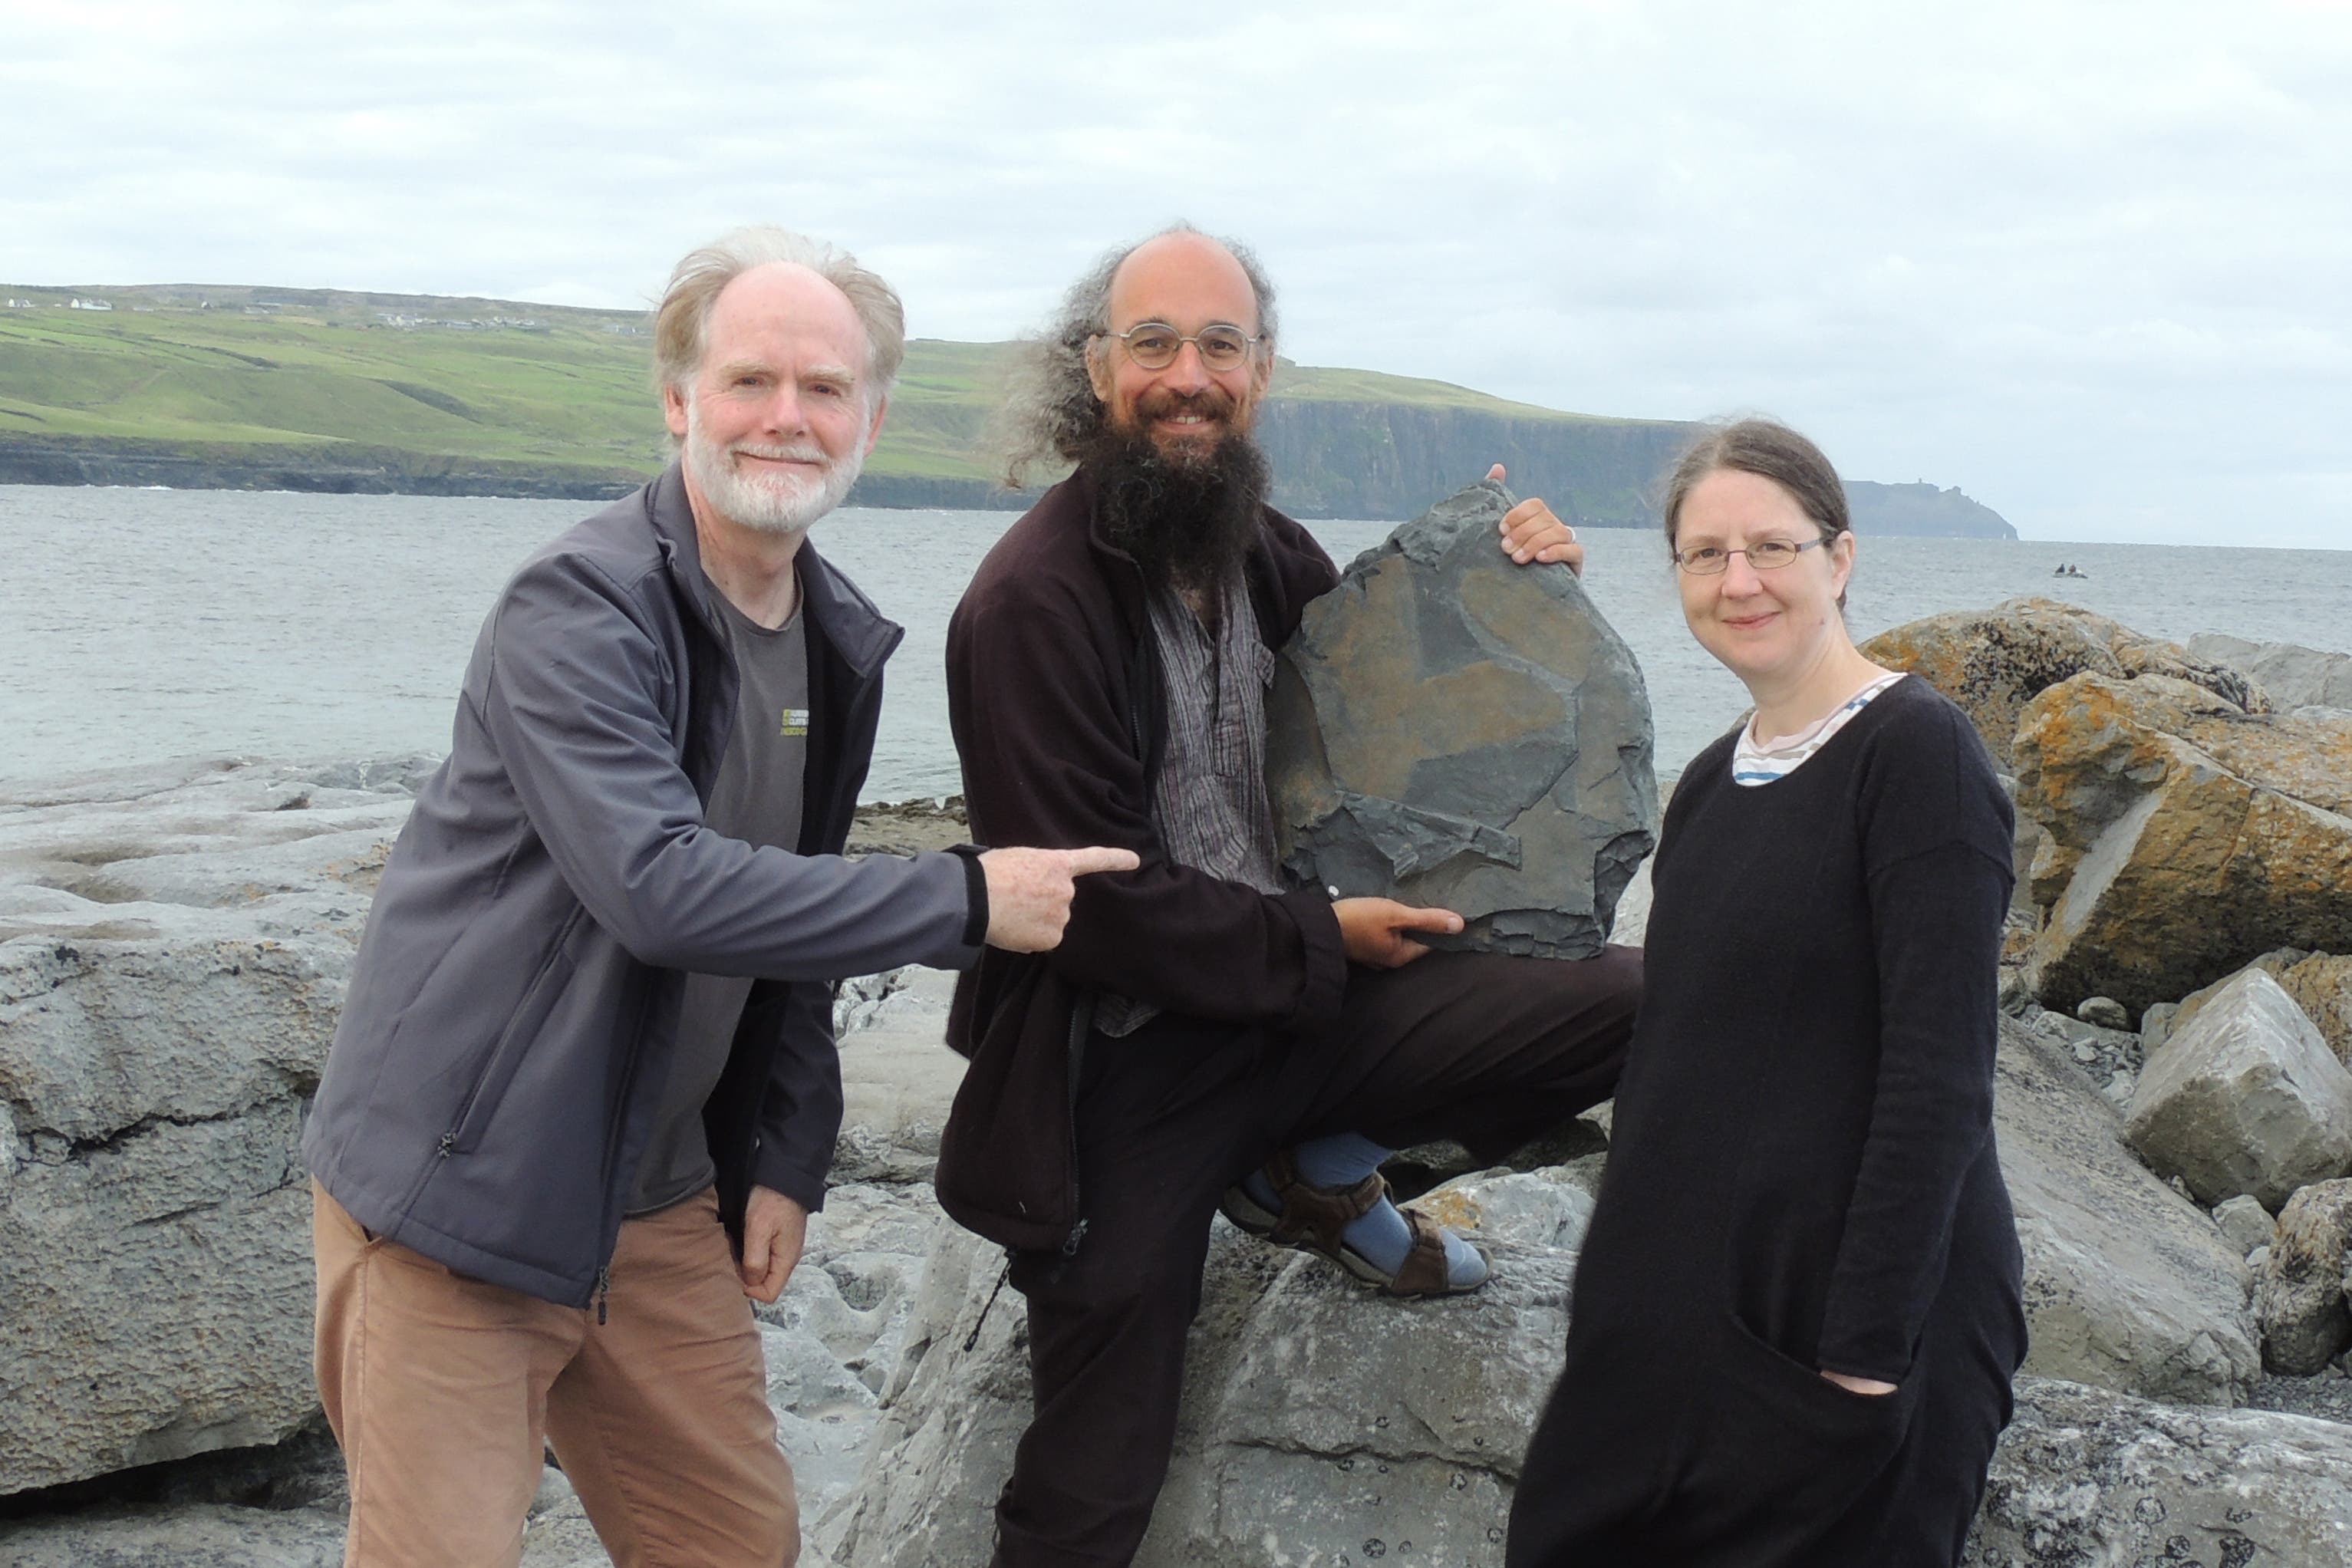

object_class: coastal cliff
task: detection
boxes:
[1,284,2017,533]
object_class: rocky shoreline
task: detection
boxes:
[5,608,2352,1565]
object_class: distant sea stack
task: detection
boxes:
[1845,479,2019,540]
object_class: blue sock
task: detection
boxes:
[1243,1132,1484,1286]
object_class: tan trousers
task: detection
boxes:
[312,1181,796,1568]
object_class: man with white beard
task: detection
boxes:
[302,226,1135,1568]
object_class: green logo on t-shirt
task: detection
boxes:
[780,708,810,738]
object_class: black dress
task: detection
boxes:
[1508,676,2028,1566]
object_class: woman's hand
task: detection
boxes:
[1820,1370,1898,1397]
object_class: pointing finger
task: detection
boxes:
[1062,846,1142,878]
[1395,904,1465,934]
[1486,463,1507,483]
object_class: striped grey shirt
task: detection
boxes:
[1095,574,1286,1037]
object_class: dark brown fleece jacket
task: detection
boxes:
[936,466,1347,1253]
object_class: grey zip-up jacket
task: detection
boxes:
[303,465,982,1307]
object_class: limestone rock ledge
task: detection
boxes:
[0,756,425,1494]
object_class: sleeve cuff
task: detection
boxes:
[946,842,990,949]
[751,1142,829,1215]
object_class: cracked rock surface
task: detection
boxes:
[0,756,426,1494]
[1266,479,1658,959]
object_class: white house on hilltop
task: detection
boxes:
[68,297,114,311]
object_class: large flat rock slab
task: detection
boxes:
[0,758,416,1494]
[1267,479,1657,958]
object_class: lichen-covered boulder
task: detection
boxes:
[2256,1178,2352,1375]
[2281,953,2352,1068]
[2124,968,2352,1211]
[2014,670,2352,1016]
[1266,479,1657,959]
[1861,597,2265,770]
[1994,1020,2258,1405]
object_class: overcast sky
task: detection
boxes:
[5,0,2348,548]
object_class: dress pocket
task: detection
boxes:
[1675,1311,1916,1554]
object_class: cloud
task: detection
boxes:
[2,0,2347,545]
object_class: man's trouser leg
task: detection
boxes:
[315,1182,581,1567]
[992,1023,1266,1568]
[546,1187,798,1566]
[313,1182,796,1568]
[1285,945,1640,1164]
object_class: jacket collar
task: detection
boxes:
[645,461,904,680]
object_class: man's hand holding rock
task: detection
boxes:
[980,845,1143,952]
[1333,896,1465,968]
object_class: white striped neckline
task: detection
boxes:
[1731,672,1908,786]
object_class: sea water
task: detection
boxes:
[4,484,2347,797]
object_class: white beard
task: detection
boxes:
[682,403,865,535]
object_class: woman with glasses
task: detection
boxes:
[1507,420,2026,1566]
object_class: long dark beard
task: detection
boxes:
[1084,420,1271,597]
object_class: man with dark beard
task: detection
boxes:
[937,226,1644,1567]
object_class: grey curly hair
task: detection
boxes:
[996,223,1279,489]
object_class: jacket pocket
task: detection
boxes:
[447,928,579,1155]
[1675,1311,1915,1553]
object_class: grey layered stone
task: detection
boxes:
[1266,479,1658,958]
[1994,1020,2259,1405]
[2187,631,2352,712]
[2125,968,2352,1211]
[1964,1376,2352,1566]
[2257,1178,2352,1375]
[2214,1193,2279,1257]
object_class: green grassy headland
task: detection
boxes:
[0,282,2012,534]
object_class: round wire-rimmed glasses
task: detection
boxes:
[1100,321,1261,372]
[1673,537,1827,575]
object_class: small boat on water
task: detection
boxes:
[2052,563,2089,579]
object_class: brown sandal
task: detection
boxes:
[1218,1151,1487,1297]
